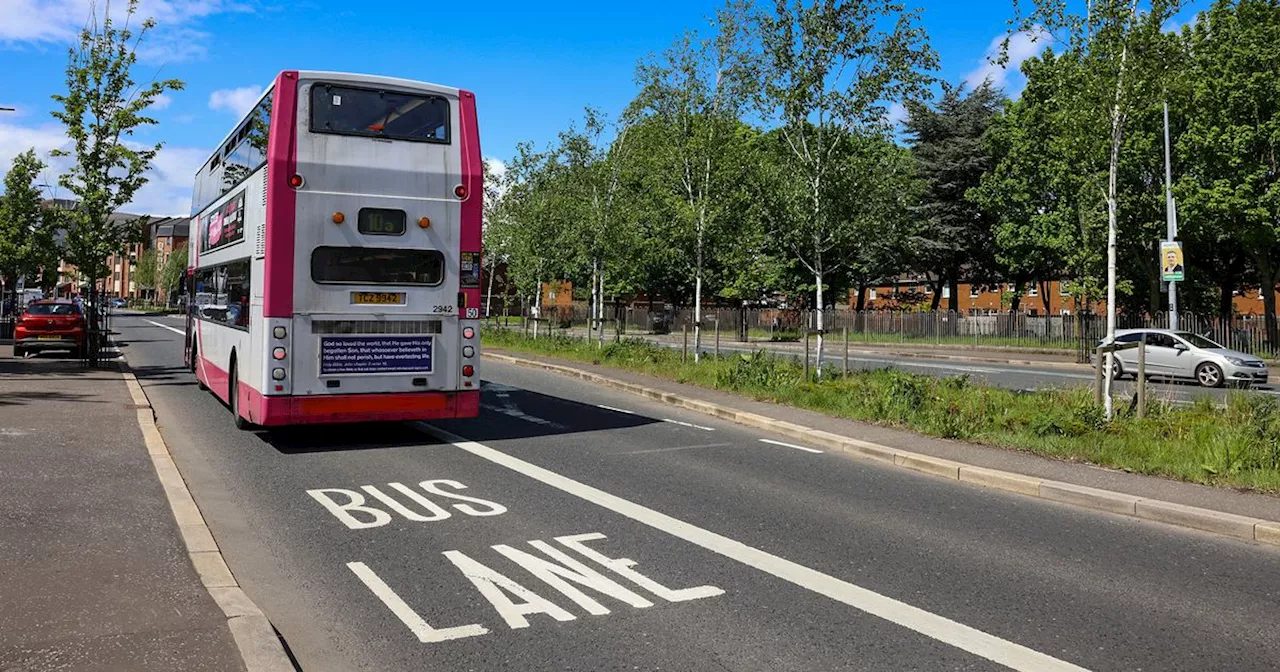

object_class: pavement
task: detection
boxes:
[110,313,1280,671]
[0,345,246,672]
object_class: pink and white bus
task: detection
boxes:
[184,70,482,428]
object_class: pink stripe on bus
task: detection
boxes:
[263,70,299,318]
[458,90,483,312]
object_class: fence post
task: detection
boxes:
[1137,341,1146,419]
[682,324,689,363]
[843,326,849,376]
[714,317,720,359]
[1094,345,1105,406]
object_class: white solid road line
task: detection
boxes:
[597,404,636,414]
[416,424,1089,672]
[759,438,823,454]
[662,418,715,431]
[144,319,186,336]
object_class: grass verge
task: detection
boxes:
[485,328,1280,494]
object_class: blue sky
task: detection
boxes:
[0,0,1207,216]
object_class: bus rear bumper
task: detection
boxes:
[246,388,481,426]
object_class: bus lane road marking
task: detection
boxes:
[414,423,1089,672]
[144,319,186,336]
[759,438,823,454]
[307,478,724,642]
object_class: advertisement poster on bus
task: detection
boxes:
[202,191,245,253]
[319,336,433,375]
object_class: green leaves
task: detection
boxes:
[0,150,58,289]
[49,0,184,283]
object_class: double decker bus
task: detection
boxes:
[184,71,482,428]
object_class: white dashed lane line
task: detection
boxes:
[759,439,823,454]
[144,319,186,336]
[661,419,715,431]
[596,404,636,414]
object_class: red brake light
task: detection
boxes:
[453,184,467,199]
[289,174,304,188]
[462,365,474,377]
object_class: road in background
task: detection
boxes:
[115,314,1280,671]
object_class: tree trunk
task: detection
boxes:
[814,270,824,379]
[1262,255,1279,356]
[1041,280,1051,316]
[694,266,703,363]
[947,275,959,313]
[854,280,867,312]
[1219,282,1234,320]
[597,269,606,348]
[484,258,496,318]
[929,276,943,311]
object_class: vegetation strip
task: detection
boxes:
[485,329,1280,496]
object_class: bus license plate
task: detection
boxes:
[351,291,405,306]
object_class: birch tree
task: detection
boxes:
[1009,0,1183,418]
[754,0,935,376]
[633,0,755,360]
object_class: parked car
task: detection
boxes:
[109,297,128,309]
[13,300,86,358]
[1094,328,1268,388]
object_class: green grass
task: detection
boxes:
[485,328,1280,494]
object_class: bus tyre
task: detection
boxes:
[230,360,253,430]
[191,340,207,390]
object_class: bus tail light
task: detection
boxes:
[463,327,475,339]
[289,174,305,188]
[418,216,431,229]
[272,347,287,360]
[463,345,475,358]
[273,326,287,339]
[453,184,467,199]
[462,365,474,377]
[272,367,286,380]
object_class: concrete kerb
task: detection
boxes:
[485,351,1280,547]
[117,355,295,672]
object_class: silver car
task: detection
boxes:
[1096,329,1269,388]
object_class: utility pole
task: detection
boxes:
[1163,101,1179,331]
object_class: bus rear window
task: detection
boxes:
[311,247,445,286]
[310,84,449,143]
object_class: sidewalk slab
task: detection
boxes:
[487,348,1280,528]
[0,348,245,672]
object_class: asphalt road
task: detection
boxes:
[115,313,1280,672]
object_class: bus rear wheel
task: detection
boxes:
[229,360,253,430]
[191,339,207,391]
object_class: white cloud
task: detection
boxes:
[964,27,1053,94]
[151,93,172,111]
[887,102,908,127]
[0,0,249,61]
[208,85,262,116]
[0,119,204,216]
[485,157,507,180]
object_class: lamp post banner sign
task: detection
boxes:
[1161,241,1185,282]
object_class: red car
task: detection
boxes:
[13,300,86,358]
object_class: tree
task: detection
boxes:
[1010,0,1184,418]
[753,0,935,377]
[905,81,1004,312]
[50,0,183,361]
[160,243,187,306]
[555,108,637,346]
[633,0,755,359]
[0,150,60,310]
[134,247,158,300]
[1175,0,1280,347]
